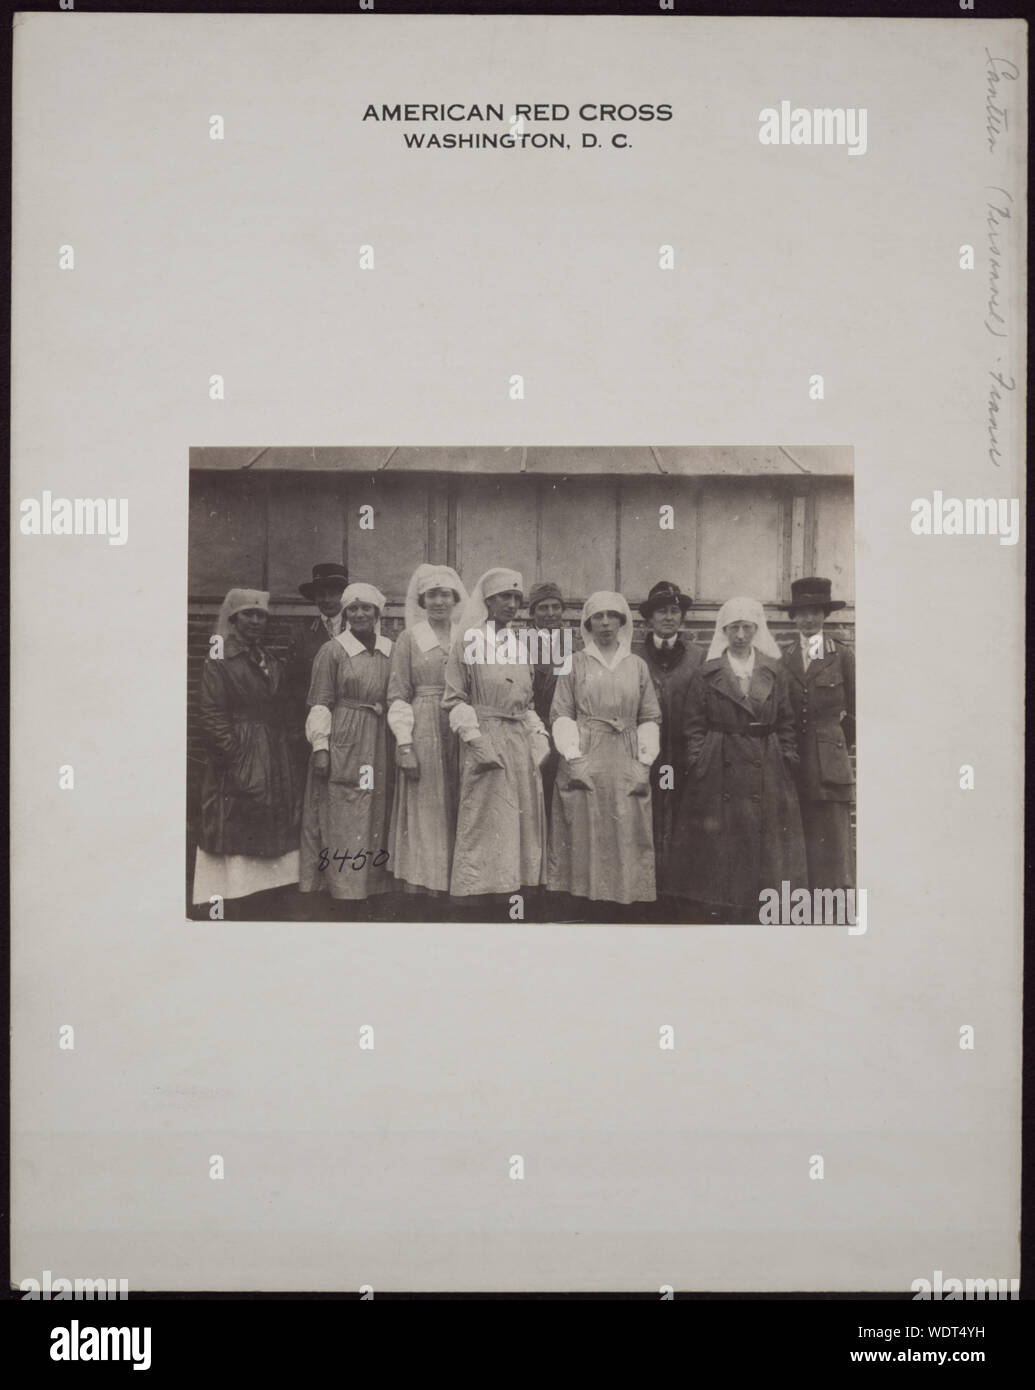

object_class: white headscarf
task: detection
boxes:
[403,563,468,632]
[706,596,781,660]
[452,567,523,648]
[215,587,270,640]
[342,581,388,636]
[581,590,633,670]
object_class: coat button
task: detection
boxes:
[722,792,730,801]
[751,794,760,802]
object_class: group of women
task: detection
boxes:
[192,564,854,922]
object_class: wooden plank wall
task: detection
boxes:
[189,469,854,609]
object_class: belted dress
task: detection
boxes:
[386,621,460,894]
[442,627,546,897]
[546,647,661,905]
[299,629,393,899]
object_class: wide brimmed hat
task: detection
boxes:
[640,580,692,620]
[784,577,846,613]
[299,562,349,600]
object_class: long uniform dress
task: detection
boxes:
[193,634,300,903]
[300,630,393,899]
[783,634,855,889]
[547,648,662,904]
[386,621,460,893]
[671,652,806,914]
[631,633,703,896]
[285,615,339,776]
[442,626,546,896]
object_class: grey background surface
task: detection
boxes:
[11,14,1026,1290]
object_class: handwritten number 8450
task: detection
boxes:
[317,848,390,873]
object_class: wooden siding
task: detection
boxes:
[189,468,854,611]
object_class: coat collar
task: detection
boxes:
[412,619,450,653]
[785,634,837,683]
[224,633,268,662]
[335,628,392,659]
[583,637,632,671]
[223,633,278,687]
[701,650,778,713]
[641,631,687,668]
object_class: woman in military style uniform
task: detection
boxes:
[780,577,856,890]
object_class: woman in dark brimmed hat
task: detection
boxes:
[527,580,567,827]
[781,578,855,892]
[631,581,703,911]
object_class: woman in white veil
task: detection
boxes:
[386,564,468,905]
[671,595,806,921]
[546,590,662,912]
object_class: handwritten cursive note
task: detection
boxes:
[982,46,1019,472]
[984,50,1019,156]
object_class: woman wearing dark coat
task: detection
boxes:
[671,596,806,922]
[527,581,566,827]
[780,577,855,890]
[631,580,703,902]
[192,588,301,916]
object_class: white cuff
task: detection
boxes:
[522,708,546,737]
[306,704,332,753]
[637,721,660,765]
[387,699,415,745]
[449,702,481,742]
[552,715,582,761]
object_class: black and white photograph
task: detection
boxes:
[10,1,1025,1327]
[187,445,856,925]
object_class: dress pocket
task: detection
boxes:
[328,714,367,786]
[690,732,719,782]
[624,759,651,797]
[816,731,853,785]
[230,728,271,806]
[564,755,595,791]
[465,729,505,775]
